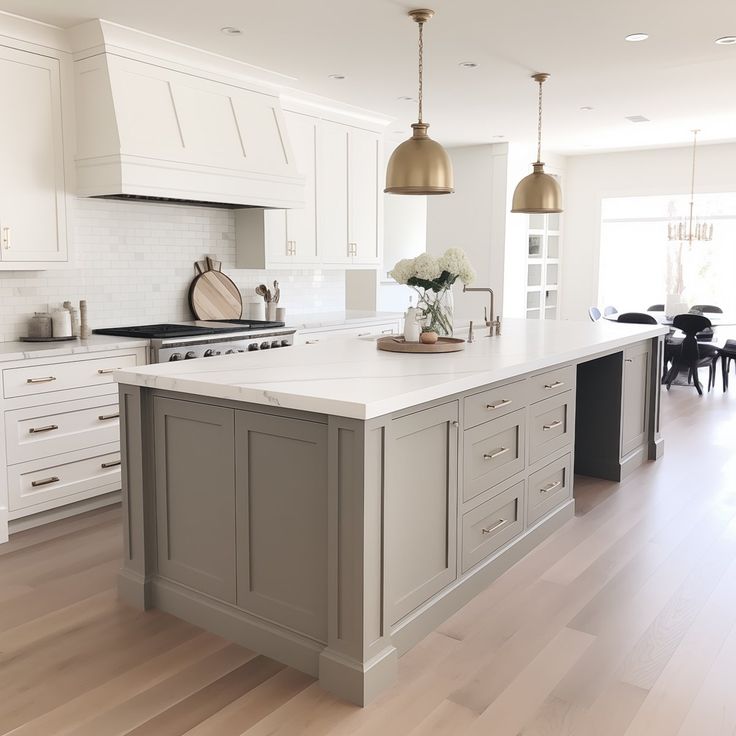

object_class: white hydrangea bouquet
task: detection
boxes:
[389,248,475,336]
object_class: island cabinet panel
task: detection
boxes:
[463,379,527,429]
[235,411,328,642]
[621,341,651,457]
[153,398,236,602]
[527,453,572,526]
[528,390,575,465]
[386,402,459,625]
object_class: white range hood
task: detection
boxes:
[71,22,305,208]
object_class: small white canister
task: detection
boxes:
[51,307,72,337]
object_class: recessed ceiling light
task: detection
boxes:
[220,26,242,35]
[579,106,595,111]
[715,36,736,45]
[459,61,479,68]
[625,33,649,42]
[625,114,651,123]
[397,95,416,102]
[328,74,346,80]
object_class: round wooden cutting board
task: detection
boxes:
[189,270,243,320]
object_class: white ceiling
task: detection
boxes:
[3,0,736,154]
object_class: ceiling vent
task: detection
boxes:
[625,115,651,123]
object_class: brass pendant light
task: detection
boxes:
[511,73,563,214]
[385,9,454,195]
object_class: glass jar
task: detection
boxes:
[416,287,454,336]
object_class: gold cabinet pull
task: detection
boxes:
[97,368,116,375]
[26,376,56,384]
[29,424,59,434]
[483,447,510,460]
[101,459,121,469]
[540,480,562,494]
[486,399,513,410]
[98,412,120,421]
[31,476,59,488]
[481,519,507,535]
[543,420,563,431]
[544,380,565,390]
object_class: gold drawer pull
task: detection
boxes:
[540,480,562,494]
[484,447,510,460]
[624,358,633,363]
[29,424,59,434]
[101,459,121,469]
[486,399,513,410]
[544,380,565,390]
[358,332,371,337]
[26,376,56,384]
[381,329,394,334]
[31,476,59,488]
[97,368,116,375]
[98,412,120,421]
[543,420,563,431]
[481,519,508,535]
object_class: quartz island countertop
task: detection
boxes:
[115,318,668,420]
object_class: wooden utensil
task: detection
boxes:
[194,261,205,275]
[255,284,268,301]
[205,256,215,271]
[273,280,280,304]
[189,269,243,320]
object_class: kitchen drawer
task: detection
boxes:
[528,391,574,465]
[3,353,138,399]
[528,364,575,405]
[462,480,524,572]
[464,379,527,429]
[527,453,573,525]
[299,321,400,344]
[8,445,121,512]
[463,408,525,502]
[4,395,120,465]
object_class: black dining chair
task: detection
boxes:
[588,306,602,322]
[647,304,665,312]
[690,304,723,314]
[720,339,736,391]
[616,312,658,324]
[664,314,720,395]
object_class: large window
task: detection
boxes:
[599,193,736,313]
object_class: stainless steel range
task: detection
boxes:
[94,320,295,363]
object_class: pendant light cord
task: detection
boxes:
[536,78,543,163]
[417,20,424,124]
[687,129,698,241]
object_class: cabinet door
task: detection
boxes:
[235,411,328,641]
[348,127,380,264]
[621,342,650,456]
[316,120,350,264]
[283,111,318,263]
[387,402,458,625]
[153,398,236,602]
[0,46,67,263]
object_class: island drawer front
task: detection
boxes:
[462,481,525,572]
[3,353,139,399]
[8,446,121,512]
[463,409,526,502]
[527,454,572,525]
[5,395,120,465]
[528,365,576,405]
[529,391,574,465]
[464,379,528,429]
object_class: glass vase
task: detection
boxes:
[417,287,454,337]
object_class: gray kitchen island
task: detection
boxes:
[115,318,667,705]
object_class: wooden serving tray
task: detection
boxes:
[376,336,466,353]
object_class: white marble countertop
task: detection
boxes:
[0,334,149,363]
[287,311,403,331]
[115,318,668,420]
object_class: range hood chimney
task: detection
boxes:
[72,21,305,208]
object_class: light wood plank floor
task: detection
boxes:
[2,385,735,735]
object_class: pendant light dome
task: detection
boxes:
[511,73,562,214]
[385,9,454,195]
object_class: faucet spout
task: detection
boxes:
[463,285,501,336]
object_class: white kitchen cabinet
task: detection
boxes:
[0,44,69,267]
[348,126,380,265]
[316,120,350,265]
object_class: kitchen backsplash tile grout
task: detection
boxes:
[0,198,346,342]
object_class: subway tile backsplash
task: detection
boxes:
[0,198,345,342]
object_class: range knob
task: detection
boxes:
[225,349,236,355]
[271,340,281,349]
[260,341,271,350]
[247,343,259,351]
[280,339,290,347]
[203,349,216,357]
[184,351,197,360]
[169,352,183,361]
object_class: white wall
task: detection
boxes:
[0,198,346,342]
[561,141,736,321]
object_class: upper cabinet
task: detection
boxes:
[237,112,383,270]
[0,44,70,268]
